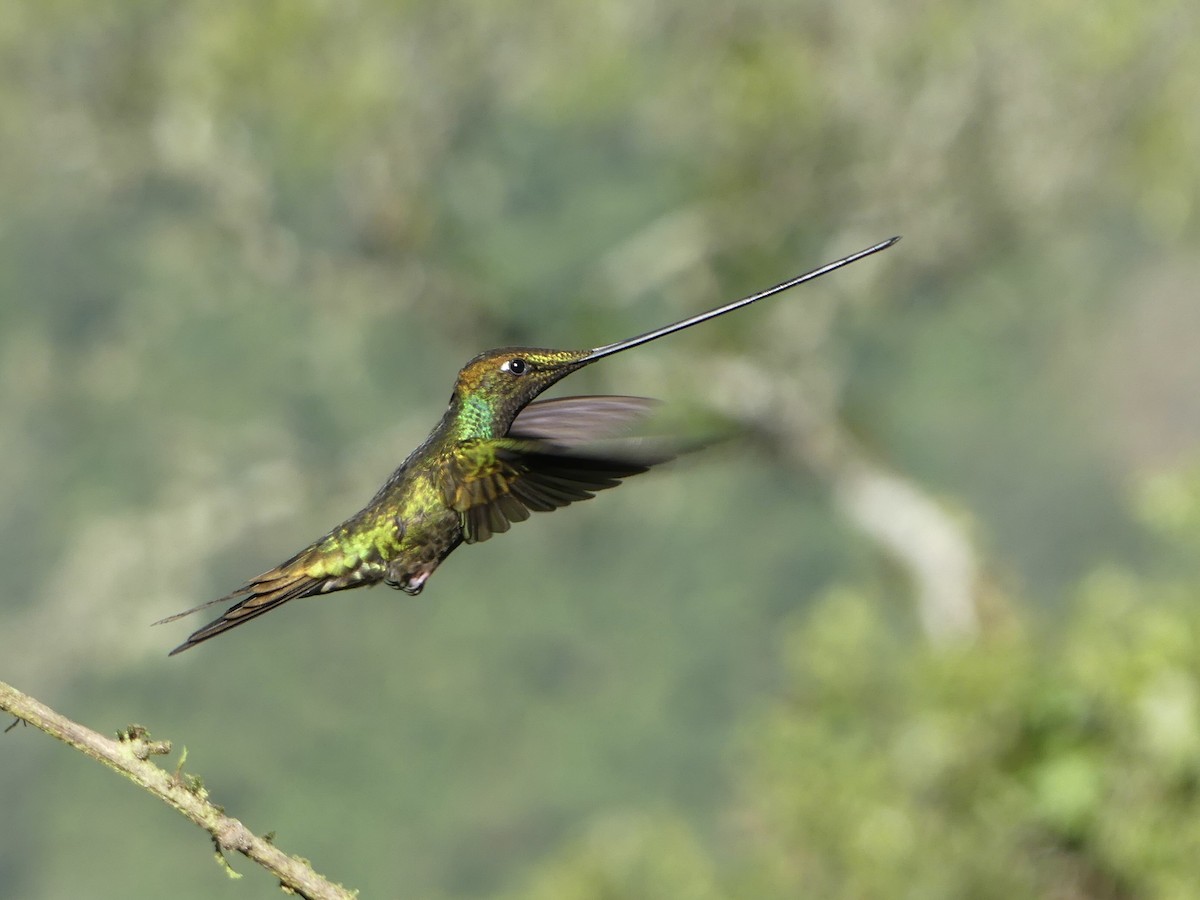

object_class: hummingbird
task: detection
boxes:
[158,237,898,653]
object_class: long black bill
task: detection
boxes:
[581,236,900,363]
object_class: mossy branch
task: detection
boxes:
[0,679,356,900]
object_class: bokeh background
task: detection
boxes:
[3,1,1200,897]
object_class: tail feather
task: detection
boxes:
[158,543,382,654]
[165,575,323,655]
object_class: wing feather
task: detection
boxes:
[509,396,659,444]
[445,435,673,544]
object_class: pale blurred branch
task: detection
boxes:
[831,458,981,643]
[713,362,981,644]
[0,680,356,900]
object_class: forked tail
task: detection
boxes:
[155,544,377,654]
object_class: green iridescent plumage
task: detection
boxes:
[158,238,898,653]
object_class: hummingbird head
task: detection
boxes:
[449,347,593,435]
[446,236,901,439]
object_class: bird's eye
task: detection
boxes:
[502,358,528,375]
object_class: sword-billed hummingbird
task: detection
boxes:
[158,237,898,653]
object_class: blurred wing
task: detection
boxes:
[508,395,659,445]
[444,437,672,544]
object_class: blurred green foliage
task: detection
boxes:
[1,0,1198,897]
[518,474,1200,898]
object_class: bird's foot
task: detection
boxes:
[395,569,431,596]
[387,557,440,596]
